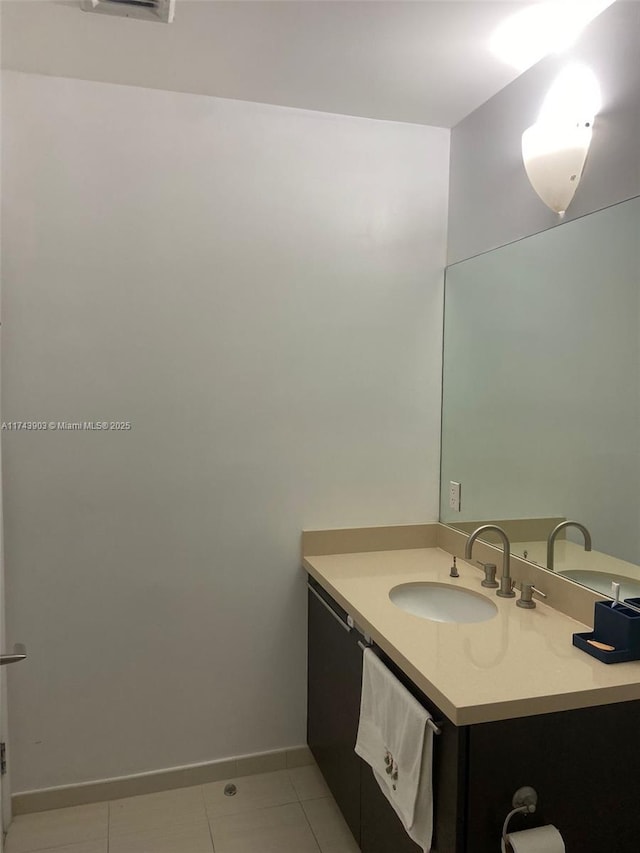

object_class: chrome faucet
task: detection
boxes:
[546,520,592,571]
[464,525,515,598]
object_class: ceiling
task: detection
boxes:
[0,0,534,127]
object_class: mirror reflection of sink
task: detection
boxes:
[559,570,640,600]
[389,582,498,624]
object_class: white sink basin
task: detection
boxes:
[389,582,498,624]
[560,569,640,600]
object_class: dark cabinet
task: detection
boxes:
[366,648,466,853]
[465,703,640,853]
[307,577,640,853]
[307,580,363,843]
[360,764,422,853]
[307,579,464,853]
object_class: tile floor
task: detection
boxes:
[5,764,361,853]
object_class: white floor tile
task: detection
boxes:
[289,765,331,801]
[108,820,214,853]
[109,785,206,837]
[203,769,298,818]
[210,802,320,853]
[303,797,361,852]
[5,769,354,853]
[5,803,108,853]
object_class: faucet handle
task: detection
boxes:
[476,561,499,589]
[517,583,547,609]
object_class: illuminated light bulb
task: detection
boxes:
[537,63,602,124]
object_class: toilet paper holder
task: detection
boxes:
[502,786,538,849]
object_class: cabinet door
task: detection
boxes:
[465,700,640,853]
[307,581,363,845]
[360,764,423,853]
[361,648,466,853]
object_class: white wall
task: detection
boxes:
[1,71,449,791]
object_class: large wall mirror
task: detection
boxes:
[440,195,640,600]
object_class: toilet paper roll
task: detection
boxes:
[501,825,565,853]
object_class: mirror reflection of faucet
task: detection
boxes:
[546,520,592,571]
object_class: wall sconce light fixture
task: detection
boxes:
[521,64,601,216]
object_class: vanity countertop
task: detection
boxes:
[304,547,640,725]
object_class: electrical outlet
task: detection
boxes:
[449,481,461,512]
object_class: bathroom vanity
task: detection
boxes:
[305,544,640,853]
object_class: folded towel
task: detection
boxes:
[355,648,434,852]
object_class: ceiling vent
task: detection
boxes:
[81,0,175,24]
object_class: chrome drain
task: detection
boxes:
[224,783,237,797]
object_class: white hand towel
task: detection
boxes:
[355,648,434,852]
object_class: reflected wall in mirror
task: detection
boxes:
[440,196,640,599]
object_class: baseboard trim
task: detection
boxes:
[11,745,314,815]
